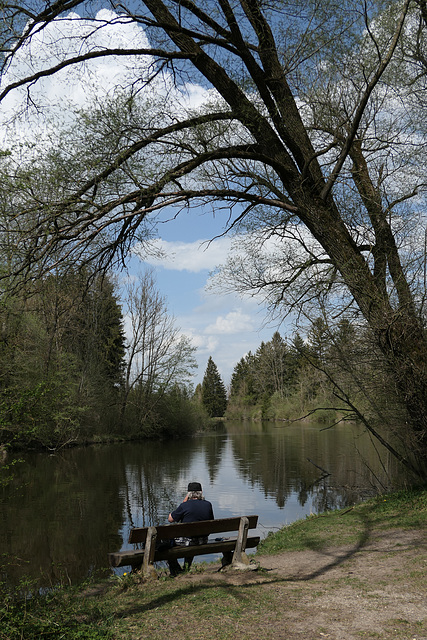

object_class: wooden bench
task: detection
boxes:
[108,515,259,578]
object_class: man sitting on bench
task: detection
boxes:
[167,481,214,576]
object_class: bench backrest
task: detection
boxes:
[128,515,258,544]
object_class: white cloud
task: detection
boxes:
[0,10,208,144]
[136,237,233,273]
[205,310,255,335]
[181,330,219,354]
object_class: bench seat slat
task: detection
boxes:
[128,515,258,544]
[154,535,259,561]
[108,536,260,568]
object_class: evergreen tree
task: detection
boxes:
[307,318,330,365]
[201,357,227,417]
[229,354,256,401]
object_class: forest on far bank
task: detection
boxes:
[193,316,411,477]
[0,259,414,478]
[202,319,420,479]
[224,324,401,429]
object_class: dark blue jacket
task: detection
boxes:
[171,499,214,523]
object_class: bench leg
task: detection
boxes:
[221,551,233,568]
[142,526,158,579]
[232,516,250,567]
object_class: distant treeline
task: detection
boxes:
[225,322,405,431]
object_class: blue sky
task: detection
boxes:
[0,7,283,388]
[131,207,277,387]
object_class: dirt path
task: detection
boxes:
[178,529,427,639]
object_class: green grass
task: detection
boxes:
[107,576,281,640]
[256,487,427,555]
[0,580,114,640]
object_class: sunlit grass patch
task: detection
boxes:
[257,488,427,555]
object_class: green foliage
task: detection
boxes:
[0,452,21,488]
[201,357,227,418]
[0,270,126,449]
[229,333,298,412]
[227,318,407,449]
[0,380,82,448]
[0,580,113,640]
[124,384,209,439]
[229,354,257,401]
[0,264,202,447]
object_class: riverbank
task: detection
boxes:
[2,488,426,640]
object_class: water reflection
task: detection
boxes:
[0,421,407,588]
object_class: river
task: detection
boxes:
[0,420,408,589]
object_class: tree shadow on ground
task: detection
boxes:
[110,511,385,619]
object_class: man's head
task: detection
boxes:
[187,481,203,500]
[187,482,202,492]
